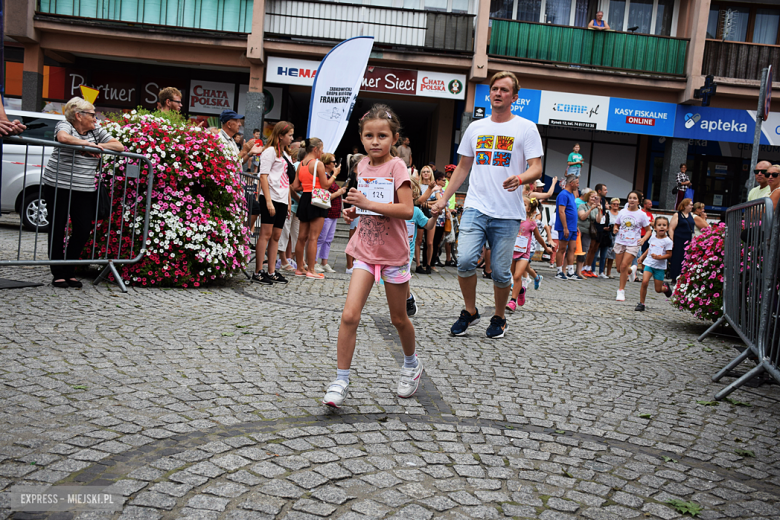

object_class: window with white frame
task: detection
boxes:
[602,0,679,36]
[488,0,590,26]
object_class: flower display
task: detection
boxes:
[83,110,250,287]
[671,223,725,321]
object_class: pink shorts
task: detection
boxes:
[353,260,411,285]
[513,251,531,261]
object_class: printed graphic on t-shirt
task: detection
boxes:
[476,135,494,149]
[496,136,514,151]
[492,152,511,167]
[359,216,389,247]
[476,152,491,165]
[280,162,290,189]
[618,215,642,243]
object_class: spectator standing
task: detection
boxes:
[567,143,584,177]
[443,164,458,266]
[613,191,651,301]
[425,172,446,272]
[217,110,261,172]
[602,198,621,278]
[584,183,607,276]
[406,181,438,316]
[398,136,413,167]
[692,202,710,236]
[587,11,610,30]
[415,166,436,272]
[639,197,655,261]
[577,192,601,278]
[344,154,363,274]
[554,175,580,280]
[748,160,772,201]
[42,97,124,288]
[252,121,294,285]
[668,198,695,284]
[768,164,780,210]
[158,87,184,112]
[433,71,544,339]
[0,104,26,135]
[315,156,348,273]
[277,145,304,272]
[292,137,339,279]
[675,163,692,208]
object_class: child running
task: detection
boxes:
[635,217,673,311]
[507,198,551,312]
[323,104,419,409]
[613,191,651,302]
[406,179,439,317]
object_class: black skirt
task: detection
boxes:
[296,192,329,222]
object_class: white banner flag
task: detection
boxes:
[308,37,374,153]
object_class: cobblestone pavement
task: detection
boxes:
[1,224,779,520]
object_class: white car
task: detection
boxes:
[2,109,65,231]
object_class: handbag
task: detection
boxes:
[589,219,599,240]
[96,179,111,219]
[671,185,678,194]
[309,159,331,209]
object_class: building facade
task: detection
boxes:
[5,0,779,210]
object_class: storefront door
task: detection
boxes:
[691,156,748,210]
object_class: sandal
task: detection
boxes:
[52,279,69,288]
[294,270,307,277]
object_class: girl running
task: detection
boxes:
[613,191,651,302]
[635,216,674,311]
[323,104,418,409]
[507,198,551,312]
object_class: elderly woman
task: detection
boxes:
[42,97,123,288]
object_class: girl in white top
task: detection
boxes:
[612,191,651,302]
[253,121,294,284]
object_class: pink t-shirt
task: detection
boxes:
[345,156,411,266]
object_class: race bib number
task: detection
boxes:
[514,235,529,253]
[356,177,394,216]
[406,221,416,243]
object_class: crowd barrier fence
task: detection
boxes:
[0,136,155,292]
[700,197,778,399]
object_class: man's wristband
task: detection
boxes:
[516,175,523,186]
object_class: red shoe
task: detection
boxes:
[518,287,526,306]
[582,271,596,278]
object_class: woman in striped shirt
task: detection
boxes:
[43,97,123,288]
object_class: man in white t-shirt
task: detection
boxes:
[433,71,543,340]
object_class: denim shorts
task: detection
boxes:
[457,208,521,289]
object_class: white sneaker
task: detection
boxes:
[322,264,336,273]
[629,265,637,282]
[616,289,626,301]
[345,268,353,274]
[398,358,424,398]
[598,272,609,279]
[323,380,349,408]
[314,264,325,273]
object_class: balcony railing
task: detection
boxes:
[36,0,253,33]
[264,0,474,53]
[702,40,780,81]
[489,19,688,76]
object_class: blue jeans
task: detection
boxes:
[457,208,521,289]
[592,244,610,274]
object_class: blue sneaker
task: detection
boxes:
[451,309,481,336]
[486,315,507,339]
[555,272,568,281]
[534,274,543,290]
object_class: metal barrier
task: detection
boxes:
[237,171,261,279]
[701,198,775,398]
[0,136,155,292]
